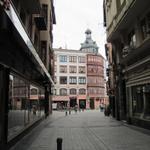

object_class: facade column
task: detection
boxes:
[143,86,147,117]
[44,85,50,117]
[0,65,9,150]
[49,84,52,114]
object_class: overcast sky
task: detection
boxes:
[53,0,106,58]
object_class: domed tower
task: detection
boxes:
[80,29,98,54]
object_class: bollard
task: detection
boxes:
[57,138,63,150]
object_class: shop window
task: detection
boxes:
[8,74,45,140]
[143,84,150,115]
[132,85,144,114]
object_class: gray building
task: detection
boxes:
[103,0,150,129]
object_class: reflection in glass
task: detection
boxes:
[8,74,45,140]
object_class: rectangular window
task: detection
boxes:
[69,77,77,84]
[40,41,47,66]
[59,55,67,62]
[60,76,67,84]
[140,12,150,40]
[69,56,77,63]
[42,4,48,26]
[79,66,86,73]
[60,65,67,73]
[78,56,86,63]
[78,77,86,84]
[69,66,77,73]
[128,30,136,48]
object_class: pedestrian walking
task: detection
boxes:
[74,104,78,114]
[65,106,68,116]
[99,103,104,112]
[33,105,37,115]
[104,105,111,116]
[69,107,71,115]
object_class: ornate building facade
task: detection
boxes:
[53,29,105,110]
[80,29,105,109]
[53,49,87,109]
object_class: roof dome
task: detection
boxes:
[80,29,98,54]
[85,29,92,34]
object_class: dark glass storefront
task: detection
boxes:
[132,85,144,114]
[132,84,150,118]
[8,74,45,141]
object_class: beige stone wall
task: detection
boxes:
[105,0,135,39]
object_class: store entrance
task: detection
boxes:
[90,99,95,109]
[79,100,86,109]
[70,98,77,107]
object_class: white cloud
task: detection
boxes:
[53,0,106,58]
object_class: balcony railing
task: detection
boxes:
[121,36,150,65]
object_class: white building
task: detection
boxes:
[53,48,88,109]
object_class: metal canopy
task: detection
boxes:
[0,3,54,86]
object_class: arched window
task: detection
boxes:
[30,88,38,95]
[79,89,86,95]
[60,88,67,95]
[70,89,77,95]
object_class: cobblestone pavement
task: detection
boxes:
[10,110,150,150]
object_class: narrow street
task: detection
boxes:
[11,110,150,150]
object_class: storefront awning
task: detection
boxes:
[52,96,69,101]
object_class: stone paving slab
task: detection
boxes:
[10,110,150,150]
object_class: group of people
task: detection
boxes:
[65,104,84,116]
